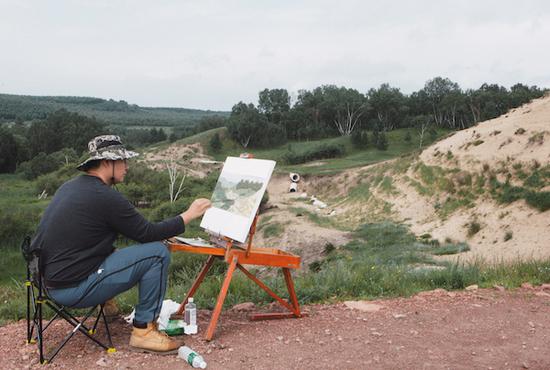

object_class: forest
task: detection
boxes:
[0,76,546,176]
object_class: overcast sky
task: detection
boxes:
[1,0,549,110]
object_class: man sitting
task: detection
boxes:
[31,135,211,354]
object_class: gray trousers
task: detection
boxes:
[48,241,170,324]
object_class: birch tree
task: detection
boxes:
[166,159,186,203]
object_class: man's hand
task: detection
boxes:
[181,198,212,225]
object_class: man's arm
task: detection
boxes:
[106,192,211,243]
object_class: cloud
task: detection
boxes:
[0,0,549,110]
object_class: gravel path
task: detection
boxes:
[4,285,550,369]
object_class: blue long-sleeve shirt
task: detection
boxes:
[31,174,184,288]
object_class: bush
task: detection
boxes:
[282,143,346,165]
[0,208,41,245]
[466,221,481,237]
[18,153,60,180]
[525,191,550,212]
[404,131,412,143]
[351,129,369,149]
[208,133,222,153]
[504,231,513,242]
[376,132,388,150]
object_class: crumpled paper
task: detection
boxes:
[124,299,180,330]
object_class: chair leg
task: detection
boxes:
[99,306,115,351]
[44,305,110,363]
[37,296,45,364]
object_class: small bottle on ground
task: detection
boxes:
[178,345,207,368]
[184,297,198,334]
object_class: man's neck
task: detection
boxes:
[86,170,112,186]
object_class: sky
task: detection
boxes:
[1,0,549,111]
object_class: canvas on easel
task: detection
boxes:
[200,156,275,243]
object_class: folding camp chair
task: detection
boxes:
[21,236,115,364]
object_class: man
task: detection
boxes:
[30,135,211,354]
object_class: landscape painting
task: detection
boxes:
[201,157,276,243]
[211,173,264,218]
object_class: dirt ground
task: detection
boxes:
[5,285,550,370]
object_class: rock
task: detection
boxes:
[392,314,407,319]
[493,285,505,292]
[416,289,447,297]
[452,171,471,186]
[344,301,384,312]
[535,291,550,297]
[96,358,108,367]
[465,284,478,291]
[276,336,283,341]
[541,283,550,291]
[521,282,534,290]
[232,302,256,312]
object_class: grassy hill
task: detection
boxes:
[154,126,451,175]
[0,93,228,128]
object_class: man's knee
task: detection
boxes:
[149,241,170,263]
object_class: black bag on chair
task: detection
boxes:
[21,236,115,364]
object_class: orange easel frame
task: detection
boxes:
[167,214,304,341]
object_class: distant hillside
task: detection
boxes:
[0,93,228,127]
[305,95,550,262]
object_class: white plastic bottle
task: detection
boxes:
[184,297,198,334]
[178,345,207,368]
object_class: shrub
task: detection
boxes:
[497,184,525,203]
[376,132,389,150]
[323,242,336,255]
[351,129,369,149]
[466,221,481,237]
[504,231,513,242]
[432,242,470,255]
[208,133,222,153]
[525,191,550,212]
[404,131,412,143]
[0,208,41,245]
[282,143,346,165]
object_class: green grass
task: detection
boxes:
[188,127,451,175]
[261,222,285,238]
[2,222,550,325]
[431,242,470,255]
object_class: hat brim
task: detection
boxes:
[77,149,139,171]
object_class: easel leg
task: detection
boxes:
[283,268,302,317]
[176,255,217,315]
[205,257,238,341]
[237,264,294,312]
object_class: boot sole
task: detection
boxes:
[129,345,180,356]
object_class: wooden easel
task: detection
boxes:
[168,214,304,341]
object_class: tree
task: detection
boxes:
[367,83,408,131]
[227,102,262,148]
[0,128,18,173]
[165,159,186,203]
[27,109,106,156]
[258,88,290,125]
[227,102,286,148]
[423,77,461,127]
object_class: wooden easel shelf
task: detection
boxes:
[167,215,304,340]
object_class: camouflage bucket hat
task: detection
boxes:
[77,135,139,171]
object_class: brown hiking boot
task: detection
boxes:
[103,298,120,322]
[129,323,183,355]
